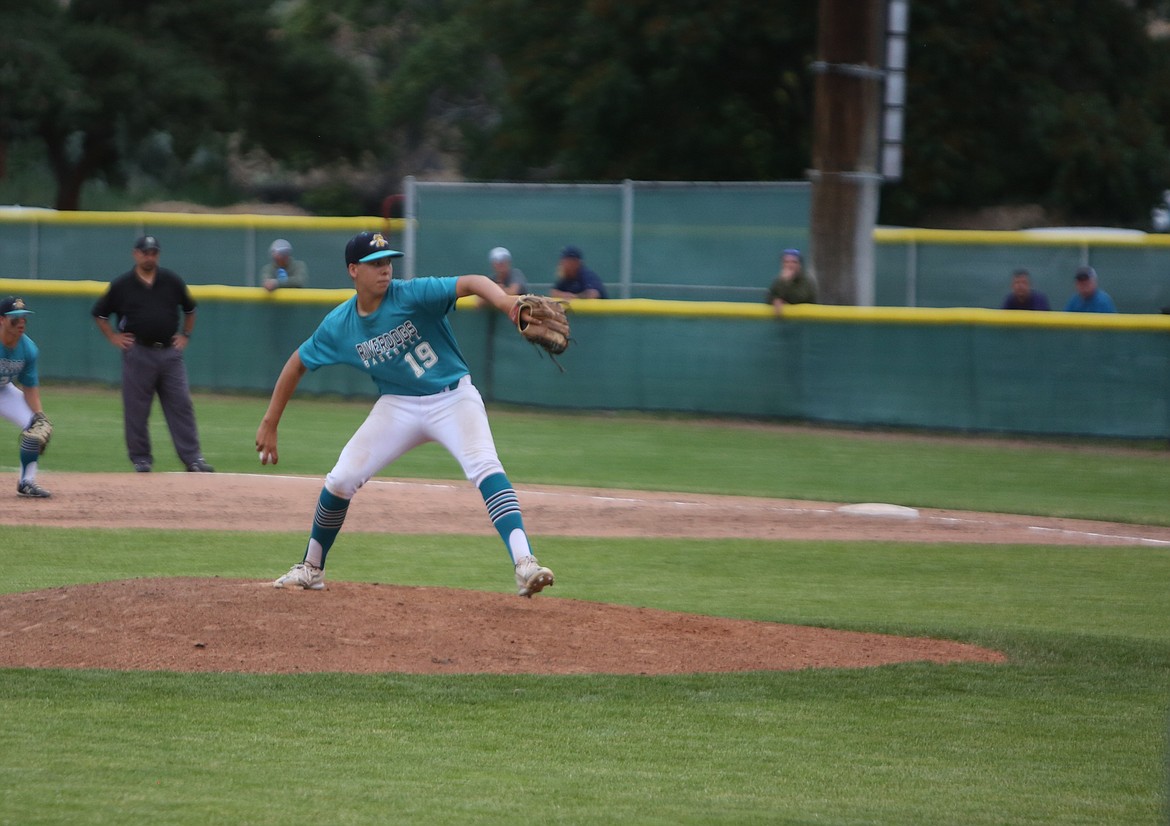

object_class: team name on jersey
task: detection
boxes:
[355,321,421,368]
[0,357,25,385]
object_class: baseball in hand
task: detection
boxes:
[260,452,274,465]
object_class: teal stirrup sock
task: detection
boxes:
[479,472,525,547]
[308,488,351,566]
[18,439,39,481]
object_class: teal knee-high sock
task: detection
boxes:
[478,472,532,563]
[303,488,350,569]
[18,436,39,483]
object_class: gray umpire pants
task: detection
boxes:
[121,344,203,467]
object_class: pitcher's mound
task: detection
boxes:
[0,577,1005,675]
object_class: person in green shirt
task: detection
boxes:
[261,239,309,291]
[766,248,817,312]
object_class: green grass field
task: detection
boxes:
[1,384,1168,824]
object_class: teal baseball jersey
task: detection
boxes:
[298,276,469,396]
[0,335,39,389]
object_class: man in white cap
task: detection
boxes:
[261,239,309,291]
[0,296,52,497]
[487,246,528,297]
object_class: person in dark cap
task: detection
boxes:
[1063,265,1117,313]
[551,245,608,299]
[257,230,556,597]
[0,296,53,497]
[765,248,817,312]
[1000,268,1050,311]
[91,235,215,472]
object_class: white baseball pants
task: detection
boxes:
[324,376,504,499]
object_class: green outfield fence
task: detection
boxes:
[0,208,406,291]
[5,278,1169,440]
[6,198,1170,312]
[401,178,812,301]
[874,226,1170,313]
[401,180,1170,312]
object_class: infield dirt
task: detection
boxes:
[4,472,1165,675]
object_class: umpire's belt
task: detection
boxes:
[140,340,173,349]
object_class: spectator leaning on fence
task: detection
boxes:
[488,247,528,295]
[551,245,608,300]
[261,239,309,291]
[1000,268,1050,311]
[478,247,529,308]
[1064,266,1117,313]
[766,248,817,312]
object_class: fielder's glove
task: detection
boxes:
[509,295,571,368]
[22,412,52,455]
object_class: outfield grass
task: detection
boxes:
[39,382,1170,524]
[0,384,1167,824]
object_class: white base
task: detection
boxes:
[836,502,920,520]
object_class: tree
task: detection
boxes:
[401,0,1170,226]
[0,2,73,181]
[884,0,1170,226]
[9,0,1170,225]
[286,0,499,182]
[0,0,376,210]
[459,0,817,181]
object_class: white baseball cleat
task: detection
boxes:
[514,555,554,598]
[274,562,325,590]
[17,480,51,498]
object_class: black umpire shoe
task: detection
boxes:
[187,458,215,473]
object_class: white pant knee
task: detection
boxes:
[465,455,505,489]
[323,472,363,500]
[0,384,32,429]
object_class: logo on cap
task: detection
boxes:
[346,230,404,265]
[0,296,33,317]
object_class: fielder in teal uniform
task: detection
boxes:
[257,231,555,597]
[0,296,52,497]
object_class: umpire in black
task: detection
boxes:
[92,235,214,473]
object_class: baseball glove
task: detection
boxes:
[22,412,52,455]
[509,294,571,367]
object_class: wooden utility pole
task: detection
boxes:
[808,0,887,305]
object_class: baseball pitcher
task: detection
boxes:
[257,231,565,597]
